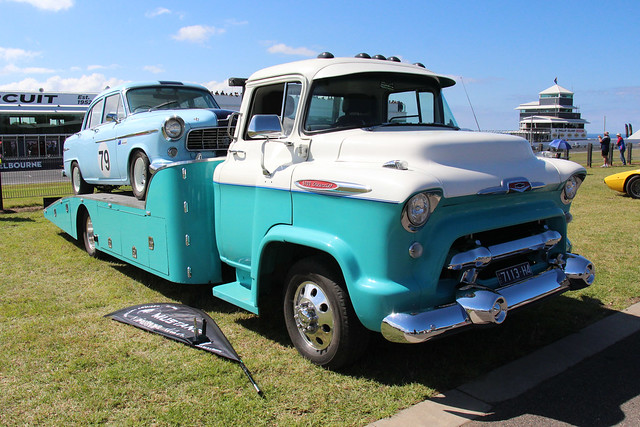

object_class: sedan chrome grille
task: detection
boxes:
[186,126,234,151]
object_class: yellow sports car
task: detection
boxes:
[604,168,640,198]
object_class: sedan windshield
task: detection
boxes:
[304,72,458,133]
[126,86,220,113]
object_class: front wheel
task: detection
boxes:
[70,161,93,195]
[283,257,369,369]
[625,175,640,199]
[129,151,150,200]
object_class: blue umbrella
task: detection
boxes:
[549,139,572,150]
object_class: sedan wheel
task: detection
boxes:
[70,161,93,195]
[130,151,150,200]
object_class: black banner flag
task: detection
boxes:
[106,303,262,396]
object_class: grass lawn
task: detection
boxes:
[1,158,638,425]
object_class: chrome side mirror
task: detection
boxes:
[247,114,283,139]
[105,112,121,123]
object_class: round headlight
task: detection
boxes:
[562,175,580,204]
[407,193,430,227]
[401,191,441,233]
[163,117,184,140]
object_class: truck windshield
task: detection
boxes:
[126,86,220,114]
[304,72,458,133]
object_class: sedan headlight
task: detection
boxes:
[163,116,185,140]
[561,175,583,204]
[401,192,441,232]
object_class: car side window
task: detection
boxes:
[245,81,301,138]
[103,93,125,122]
[86,98,105,129]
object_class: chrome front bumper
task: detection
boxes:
[381,243,595,344]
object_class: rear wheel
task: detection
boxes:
[283,257,369,369]
[80,210,99,258]
[70,161,93,195]
[129,151,150,200]
[625,175,640,199]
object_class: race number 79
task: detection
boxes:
[99,149,110,171]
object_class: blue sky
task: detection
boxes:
[1,0,638,134]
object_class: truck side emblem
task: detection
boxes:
[296,180,338,190]
[295,180,372,195]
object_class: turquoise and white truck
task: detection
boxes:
[45,53,595,368]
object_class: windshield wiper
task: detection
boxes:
[150,100,179,111]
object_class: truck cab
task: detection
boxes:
[211,53,594,368]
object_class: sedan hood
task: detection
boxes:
[127,108,231,128]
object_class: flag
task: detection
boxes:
[554,77,558,84]
[106,303,263,396]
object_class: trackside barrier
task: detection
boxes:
[0,157,72,208]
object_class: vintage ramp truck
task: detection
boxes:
[45,53,595,368]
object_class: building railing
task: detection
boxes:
[0,133,70,160]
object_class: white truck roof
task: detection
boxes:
[246,56,456,88]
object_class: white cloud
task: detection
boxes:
[0,73,126,92]
[172,25,225,43]
[6,0,73,11]
[202,80,235,94]
[0,47,40,62]
[267,43,315,57]
[1,63,54,74]
[146,7,171,18]
[144,65,165,74]
[225,18,248,26]
[87,64,119,71]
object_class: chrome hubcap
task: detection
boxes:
[133,158,146,192]
[86,216,95,251]
[72,167,81,193]
[293,281,334,350]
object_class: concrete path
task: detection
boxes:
[370,302,640,426]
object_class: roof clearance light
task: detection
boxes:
[387,56,401,62]
[372,54,387,60]
[355,53,371,59]
[317,52,334,59]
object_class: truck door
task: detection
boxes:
[214,81,307,270]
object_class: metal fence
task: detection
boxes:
[0,156,72,209]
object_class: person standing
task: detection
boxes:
[616,133,627,166]
[598,132,611,167]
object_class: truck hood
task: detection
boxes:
[328,128,579,199]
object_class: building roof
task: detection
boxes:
[539,84,573,95]
[519,115,589,124]
[515,103,579,111]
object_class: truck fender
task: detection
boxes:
[256,224,360,286]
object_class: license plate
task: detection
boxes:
[496,262,533,286]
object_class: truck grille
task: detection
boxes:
[441,220,558,285]
[186,126,234,152]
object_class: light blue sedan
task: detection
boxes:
[64,81,235,199]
